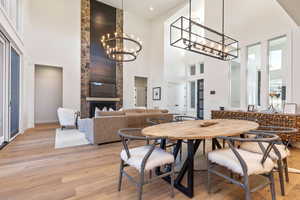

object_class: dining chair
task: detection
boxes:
[146,117,179,152]
[207,132,280,200]
[117,128,175,200]
[240,126,298,196]
[174,115,198,121]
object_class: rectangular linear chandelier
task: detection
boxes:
[170,0,239,61]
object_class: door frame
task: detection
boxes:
[0,33,7,144]
[8,44,22,141]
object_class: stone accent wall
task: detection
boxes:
[116,8,124,110]
[81,0,91,118]
[80,0,124,117]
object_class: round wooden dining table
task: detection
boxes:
[142,119,259,198]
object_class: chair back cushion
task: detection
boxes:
[57,107,77,126]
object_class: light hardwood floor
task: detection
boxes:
[1,124,300,200]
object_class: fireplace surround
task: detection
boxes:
[81,0,123,118]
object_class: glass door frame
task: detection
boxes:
[8,44,22,141]
[267,35,288,111]
[0,31,10,144]
[0,34,6,144]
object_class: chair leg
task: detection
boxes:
[283,158,289,183]
[277,160,285,196]
[138,172,144,200]
[118,160,124,191]
[179,143,182,161]
[269,171,276,200]
[207,159,211,194]
[244,175,251,200]
[170,164,175,198]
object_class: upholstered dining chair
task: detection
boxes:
[117,128,175,200]
[240,126,298,196]
[207,132,280,200]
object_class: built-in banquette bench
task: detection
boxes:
[211,110,300,142]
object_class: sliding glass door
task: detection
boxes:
[268,36,287,110]
[0,36,5,144]
[247,43,262,107]
[10,47,20,139]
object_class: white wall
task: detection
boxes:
[123,11,152,109]
[163,2,206,116]
[23,0,81,127]
[203,0,299,117]
[35,65,62,123]
[147,3,187,110]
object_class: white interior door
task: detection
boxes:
[167,83,186,114]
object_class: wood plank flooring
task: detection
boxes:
[1,124,300,200]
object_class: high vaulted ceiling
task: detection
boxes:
[97,0,186,19]
[277,0,300,26]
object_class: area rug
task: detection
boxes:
[55,128,90,149]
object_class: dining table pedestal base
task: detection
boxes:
[156,139,203,198]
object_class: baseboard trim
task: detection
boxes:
[0,141,9,150]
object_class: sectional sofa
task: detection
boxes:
[78,109,173,144]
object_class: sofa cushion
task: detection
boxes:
[124,109,146,113]
[145,109,162,113]
[95,111,125,117]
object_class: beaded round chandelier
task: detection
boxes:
[100,0,142,63]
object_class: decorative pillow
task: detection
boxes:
[95,107,101,117]
[118,107,123,111]
[102,107,108,112]
[109,108,115,112]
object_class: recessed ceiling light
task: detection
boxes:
[149,6,154,11]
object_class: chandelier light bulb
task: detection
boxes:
[101,30,142,62]
[191,35,196,42]
[224,47,229,53]
[218,45,222,51]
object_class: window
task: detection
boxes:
[190,65,196,76]
[0,0,5,9]
[199,63,204,74]
[190,81,196,109]
[230,59,241,108]
[247,43,261,106]
[268,36,287,110]
[0,0,21,32]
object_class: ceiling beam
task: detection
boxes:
[277,0,300,26]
